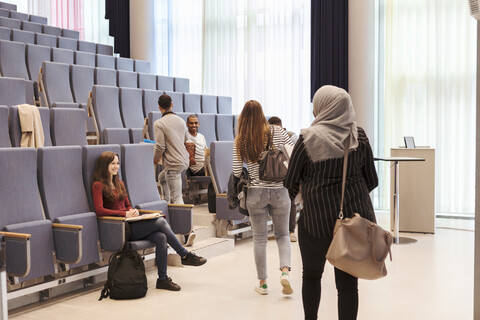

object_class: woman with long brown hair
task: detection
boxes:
[233,100,294,295]
[92,151,206,291]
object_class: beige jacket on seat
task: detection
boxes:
[17,104,45,148]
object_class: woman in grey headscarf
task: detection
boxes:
[284,85,378,320]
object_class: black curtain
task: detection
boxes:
[105,0,130,58]
[310,0,348,100]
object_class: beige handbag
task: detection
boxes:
[326,140,393,280]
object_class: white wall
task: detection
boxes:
[130,0,155,68]
[475,22,480,320]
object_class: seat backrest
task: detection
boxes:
[21,20,42,33]
[51,47,74,64]
[176,112,189,123]
[184,93,201,114]
[119,87,144,129]
[96,43,113,56]
[138,72,156,90]
[10,11,28,21]
[0,16,21,29]
[0,77,26,107]
[62,28,79,40]
[197,113,217,146]
[0,8,8,17]
[8,106,51,147]
[82,144,122,210]
[95,67,116,86]
[42,25,62,36]
[92,85,124,137]
[218,96,232,114]
[0,25,9,40]
[0,2,16,11]
[143,89,163,119]
[157,75,174,91]
[96,54,115,69]
[38,146,91,220]
[147,111,162,140]
[210,141,234,194]
[50,108,87,146]
[38,107,52,146]
[78,40,96,53]
[29,14,47,25]
[75,51,95,67]
[165,91,184,112]
[117,70,138,88]
[174,77,189,93]
[58,36,77,51]
[201,94,217,113]
[134,59,150,73]
[216,114,234,141]
[42,61,74,106]
[26,43,50,80]
[116,57,134,71]
[70,64,94,103]
[0,105,10,147]
[11,29,34,44]
[0,40,28,79]
[35,32,56,48]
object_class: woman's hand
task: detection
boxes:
[125,209,139,218]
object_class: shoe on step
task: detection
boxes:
[181,252,207,266]
[156,277,181,291]
[255,283,268,295]
[185,232,196,247]
[280,273,293,295]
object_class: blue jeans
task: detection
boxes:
[158,169,184,204]
[129,218,188,280]
[247,187,291,280]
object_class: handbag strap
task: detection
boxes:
[265,126,275,151]
[339,139,350,219]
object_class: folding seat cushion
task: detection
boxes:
[147,111,162,141]
[143,89,163,118]
[42,61,78,108]
[11,29,34,44]
[26,43,50,80]
[174,77,189,93]
[196,113,217,146]
[75,51,95,67]
[95,67,116,86]
[8,106,52,147]
[29,14,48,25]
[62,28,79,40]
[0,17,21,29]
[21,20,42,33]
[157,75,174,91]
[0,40,29,79]
[138,72,156,90]
[96,54,115,69]
[0,77,26,107]
[115,57,134,71]
[35,32,56,47]
[58,36,77,51]
[0,105,10,147]
[0,8,8,17]
[10,11,28,21]
[70,64,94,103]
[0,25,9,40]
[51,47,74,64]
[134,59,150,73]
[78,40,96,53]
[201,94,217,113]
[121,143,193,234]
[218,96,233,114]
[119,88,144,143]
[0,2,16,11]
[50,108,87,146]
[42,25,62,36]
[37,146,100,267]
[216,114,234,141]
[183,93,201,114]
[165,91,184,112]
[96,43,113,55]
[117,70,138,88]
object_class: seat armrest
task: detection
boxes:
[138,209,163,214]
[218,193,227,197]
[0,232,31,278]
[167,204,193,234]
[96,218,126,251]
[52,224,82,264]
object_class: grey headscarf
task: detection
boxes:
[301,85,358,162]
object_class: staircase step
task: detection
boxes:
[167,237,234,266]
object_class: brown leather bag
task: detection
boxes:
[185,142,196,166]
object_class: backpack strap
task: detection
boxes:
[98,282,110,301]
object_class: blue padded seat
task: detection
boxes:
[147,111,162,141]
[157,75,174,91]
[183,93,201,114]
[96,43,113,56]
[196,113,217,146]
[42,25,62,37]
[70,64,94,103]
[0,16,21,29]
[96,54,115,69]
[8,106,52,147]
[75,51,95,67]
[62,28,79,40]
[201,94,217,113]
[117,70,138,88]
[217,96,232,114]
[11,29,34,44]
[134,59,150,73]
[9,11,28,21]
[50,108,87,146]
[35,32,57,48]
[143,89,163,118]
[138,72,156,90]
[37,146,101,267]
[0,25,9,40]
[119,87,145,143]
[78,40,96,53]
[21,20,42,33]
[0,40,29,79]
[165,90,184,112]
[176,112,189,123]
[0,105,10,147]
[174,77,189,93]
[116,56,134,71]
[0,8,8,17]
[42,61,78,108]
[26,43,50,81]
[51,47,74,64]
[0,77,26,107]
[0,2,16,11]
[58,36,77,51]
[94,67,116,86]
[216,114,234,141]
[29,14,47,25]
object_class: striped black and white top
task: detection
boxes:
[284,127,378,238]
[233,125,293,188]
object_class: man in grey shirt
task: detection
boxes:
[154,94,189,204]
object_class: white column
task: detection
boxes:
[348,0,375,140]
[130,0,155,70]
[474,21,480,320]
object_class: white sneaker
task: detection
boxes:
[280,273,293,295]
[185,232,196,247]
[255,283,268,295]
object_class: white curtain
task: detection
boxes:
[383,0,477,215]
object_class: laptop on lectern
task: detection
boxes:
[404,136,415,148]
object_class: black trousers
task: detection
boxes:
[298,221,358,320]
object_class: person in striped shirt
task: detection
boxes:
[233,100,294,296]
[284,85,378,320]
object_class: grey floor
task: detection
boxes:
[9,212,474,320]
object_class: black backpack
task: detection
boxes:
[99,249,148,300]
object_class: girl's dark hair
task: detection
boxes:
[92,151,127,202]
